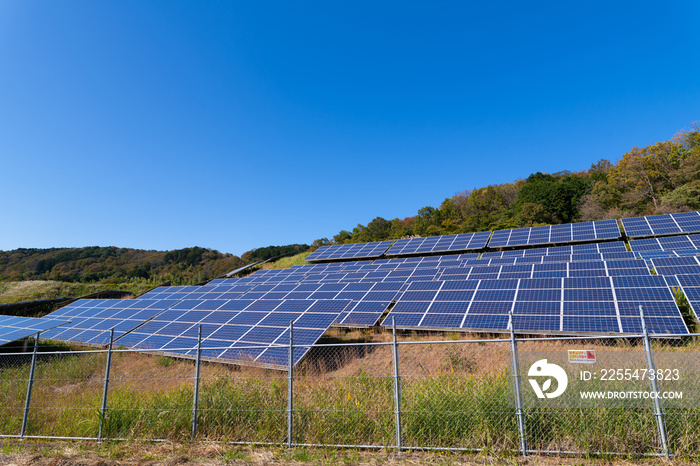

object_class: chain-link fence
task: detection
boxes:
[1,327,698,457]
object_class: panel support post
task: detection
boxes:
[287,321,294,448]
[191,324,203,441]
[21,331,40,439]
[509,312,527,456]
[98,328,115,442]
[391,317,403,452]
[640,306,669,457]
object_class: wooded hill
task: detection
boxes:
[0,243,314,286]
[0,246,246,285]
[315,123,700,247]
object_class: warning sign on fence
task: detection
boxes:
[568,350,596,364]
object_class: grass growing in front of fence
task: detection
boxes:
[1,338,700,457]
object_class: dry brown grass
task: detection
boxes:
[0,440,691,465]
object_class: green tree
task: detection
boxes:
[332,230,352,244]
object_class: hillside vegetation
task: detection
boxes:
[315,124,700,246]
[0,246,245,285]
[0,281,152,305]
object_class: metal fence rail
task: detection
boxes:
[0,324,698,458]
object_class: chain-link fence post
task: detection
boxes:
[508,312,527,456]
[391,317,403,452]
[20,331,40,439]
[191,324,203,441]
[98,328,115,442]
[287,321,294,448]
[640,306,669,457]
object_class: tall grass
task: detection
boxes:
[1,338,699,457]
[261,251,312,270]
[0,281,151,305]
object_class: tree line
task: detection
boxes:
[312,123,700,247]
[0,245,308,285]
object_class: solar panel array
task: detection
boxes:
[621,211,700,238]
[635,248,700,261]
[675,275,700,322]
[304,211,700,264]
[383,276,687,335]
[41,298,180,345]
[385,232,491,256]
[650,256,700,276]
[629,234,700,252]
[0,315,70,345]
[115,298,352,367]
[480,241,628,258]
[487,220,621,248]
[37,210,700,368]
[305,240,395,262]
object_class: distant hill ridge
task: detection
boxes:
[0,244,309,285]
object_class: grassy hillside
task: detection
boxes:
[0,281,152,305]
[261,251,313,270]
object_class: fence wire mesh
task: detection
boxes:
[25,349,108,438]
[100,348,195,440]
[397,338,517,451]
[195,345,287,444]
[652,335,700,456]
[0,332,698,458]
[0,349,32,436]
[292,342,395,447]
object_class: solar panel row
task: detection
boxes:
[675,275,700,323]
[487,220,621,248]
[383,276,687,335]
[480,241,628,258]
[41,298,180,345]
[650,256,700,277]
[0,315,70,345]
[114,299,352,368]
[629,234,700,252]
[385,232,491,256]
[622,211,700,238]
[305,211,700,264]
[304,240,395,262]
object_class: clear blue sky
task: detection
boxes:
[1,1,699,256]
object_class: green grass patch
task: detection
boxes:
[262,251,313,270]
[0,280,152,305]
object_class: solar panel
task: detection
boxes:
[305,241,395,262]
[650,256,700,276]
[233,281,400,327]
[487,220,621,248]
[40,298,179,345]
[0,315,70,345]
[481,241,628,259]
[629,234,700,252]
[382,275,686,335]
[114,299,352,369]
[674,274,700,322]
[621,211,700,238]
[384,232,491,256]
[141,285,253,300]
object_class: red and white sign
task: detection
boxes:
[568,349,596,364]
